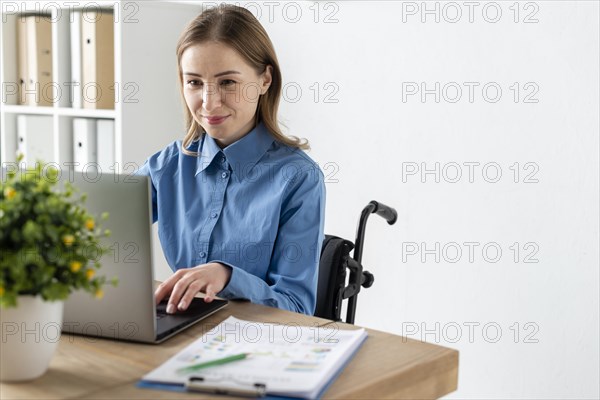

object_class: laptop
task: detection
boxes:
[61,171,228,343]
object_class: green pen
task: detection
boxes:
[177,353,250,374]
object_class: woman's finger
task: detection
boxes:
[178,280,205,311]
[204,283,215,303]
[167,273,194,313]
[154,274,179,305]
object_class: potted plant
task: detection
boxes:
[0,157,115,382]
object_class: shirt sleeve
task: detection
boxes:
[214,164,326,315]
[136,161,159,224]
[135,142,177,224]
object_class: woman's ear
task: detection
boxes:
[260,65,273,95]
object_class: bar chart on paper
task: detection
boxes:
[140,316,368,398]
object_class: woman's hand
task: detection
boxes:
[155,262,232,314]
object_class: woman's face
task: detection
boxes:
[181,41,272,148]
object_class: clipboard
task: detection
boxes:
[137,316,368,399]
[186,376,267,397]
[137,337,366,399]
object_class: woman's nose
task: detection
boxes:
[202,83,221,112]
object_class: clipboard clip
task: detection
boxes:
[186,376,267,398]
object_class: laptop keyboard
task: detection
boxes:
[156,310,167,320]
[155,298,228,321]
[154,298,228,341]
[156,301,169,320]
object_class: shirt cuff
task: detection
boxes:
[209,259,248,300]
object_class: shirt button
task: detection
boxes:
[211,212,218,218]
[220,156,226,163]
[199,251,206,258]
[221,171,229,179]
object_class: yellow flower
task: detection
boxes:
[70,261,82,272]
[85,219,95,230]
[86,269,95,280]
[94,289,104,299]
[0,286,5,297]
[3,186,16,200]
[62,234,75,246]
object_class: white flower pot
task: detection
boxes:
[0,295,64,382]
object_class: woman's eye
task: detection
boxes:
[186,80,201,87]
[221,80,236,86]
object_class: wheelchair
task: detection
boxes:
[315,200,397,324]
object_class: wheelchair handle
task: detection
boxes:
[354,200,398,265]
[346,200,397,324]
[369,200,398,225]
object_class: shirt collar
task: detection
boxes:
[194,130,222,176]
[195,121,275,181]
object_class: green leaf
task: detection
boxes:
[1,163,112,309]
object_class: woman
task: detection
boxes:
[138,4,326,316]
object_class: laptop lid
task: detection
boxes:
[61,171,227,343]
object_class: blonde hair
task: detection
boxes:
[176,4,309,155]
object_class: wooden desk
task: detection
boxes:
[1,300,458,399]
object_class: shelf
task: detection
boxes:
[2,105,116,118]
[57,107,117,118]
[1,105,55,115]
[1,1,197,167]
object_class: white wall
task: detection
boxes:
[268,1,599,398]
[163,1,599,398]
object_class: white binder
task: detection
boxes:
[17,14,53,106]
[16,16,28,105]
[96,119,115,173]
[81,9,115,109]
[17,114,55,166]
[70,11,83,108]
[73,118,97,172]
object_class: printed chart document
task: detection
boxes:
[140,316,367,399]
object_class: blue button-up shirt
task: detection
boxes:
[137,122,326,315]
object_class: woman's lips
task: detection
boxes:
[205,115,229,125]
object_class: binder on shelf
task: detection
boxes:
[81,9,115,110]
[70,10,83,108]
[17,114,55,166]
[73,118,97,172]
[96,119,115,172]
[16,14,53,107]
[16,16,28,105]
